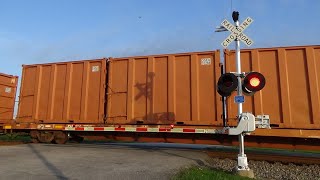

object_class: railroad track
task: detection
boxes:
[69,140,320,165]
[1,138,320,165]
[206,149,320,165]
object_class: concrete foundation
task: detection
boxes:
[233,168,255,179]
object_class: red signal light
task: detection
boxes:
[242,72,265,95]
[249,77,260,87]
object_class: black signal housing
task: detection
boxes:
[217,73,238,97]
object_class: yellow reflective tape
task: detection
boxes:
[54,125,63,129]
[4,125,12,129]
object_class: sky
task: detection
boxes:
[0,0,319,76]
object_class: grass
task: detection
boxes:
[172,166,251,180]
[245,146,320,154]
[0,133,31,142]
[209,145,320,155]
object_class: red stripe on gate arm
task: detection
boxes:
[136,127,147,132]
[183,128,195,133]
[75,127,84,131]
[159,128,171,132]
[94,127,104,131]
[115,127,125,131]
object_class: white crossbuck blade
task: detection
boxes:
[221,17,254,48]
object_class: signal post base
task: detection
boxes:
[233,155,255,178]
[233,168,255,179]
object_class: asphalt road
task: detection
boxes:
[0,143,212,180]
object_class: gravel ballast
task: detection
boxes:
[207,158,320,180]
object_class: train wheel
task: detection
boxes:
[31,138,40,143]
[30,130,40,143]
[53,131,68,144]
[37,131,54,143]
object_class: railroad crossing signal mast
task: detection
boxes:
[215,11,268,178]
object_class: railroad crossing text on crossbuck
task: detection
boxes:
[221,17,254,48]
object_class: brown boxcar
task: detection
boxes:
[14,45,320,130]
[224,45,320,129]
[16,59,107,124]
[0,73,18,123]
[106,51,223,126]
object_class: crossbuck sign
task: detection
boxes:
[221,17,254,48]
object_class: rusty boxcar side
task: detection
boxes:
[225,45,320,129]
[0,73,18,123]
[16,59,107,124]
[106,51,223,126]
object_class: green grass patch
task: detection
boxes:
[172,166,250,180]
[244,146,320,154]
[210,145,320,155]
[0,133,31,142]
